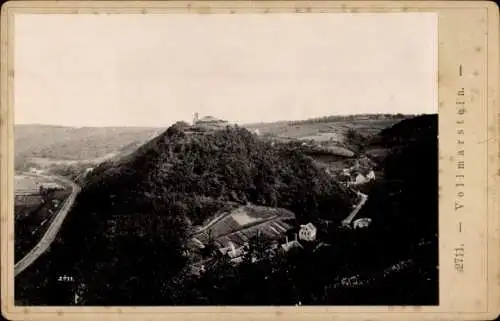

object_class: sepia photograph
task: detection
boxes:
[10,11,440,307]
[1,2,498,320]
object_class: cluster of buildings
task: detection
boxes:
[187,113,261,136]
[187,113,230,133]
[192,221,324,274]
[340,167,376,186]
[189,213,375,283]
[189,168,376,276]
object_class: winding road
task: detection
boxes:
[342,191,368,226]
[324,168,369,226]
[14,173,81,277]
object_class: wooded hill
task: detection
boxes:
[27,124,354,304]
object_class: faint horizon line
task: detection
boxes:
[14,112,436,128]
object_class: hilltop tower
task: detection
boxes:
[193,112,199,125]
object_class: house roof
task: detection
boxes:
[281,240,303,251]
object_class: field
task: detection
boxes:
[246,115,406,171]
[15,125,163,173]
[15,174,63,196]
[190,205,296,251]
[15,175,44,193]
[15,188,71,262]
[246,116,404,141]
[15,174,72,262]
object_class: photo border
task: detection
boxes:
[1,1,499,320]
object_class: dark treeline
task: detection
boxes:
[287,113,411,126]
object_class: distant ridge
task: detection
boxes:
[15,124,163,164]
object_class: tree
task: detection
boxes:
[244,232,274,262]
[199,229,218,258]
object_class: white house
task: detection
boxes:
[299,223,317,242]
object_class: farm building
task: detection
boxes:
[349,168,376,186]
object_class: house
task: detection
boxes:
[299,223,317,242]
[280,232,304,252]
[219,242,246,259]
[353,218,372,229]
[366,170,376,181]
[353,173,368,185]
[194,114,228,125]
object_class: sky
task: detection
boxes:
[14,13,437,127]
